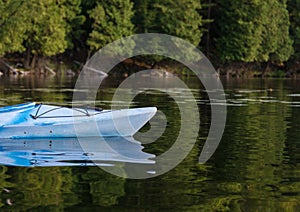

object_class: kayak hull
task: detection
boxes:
[0,103,157,138]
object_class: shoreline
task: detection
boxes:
[1,57,299,79]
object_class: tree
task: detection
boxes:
[287,0,300,60]
[23,0,75,69]
[0,0,29,55]
[131,0,153,33]
[132,0,203,46]
[87,0,134,52]
[0,0,83,69]
[155,0,203,46]
[258,0,294,62]
[60,0,86,51]
[200,0,216,56]
[215,0,293,63]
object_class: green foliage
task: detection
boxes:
[155,0,202,46]
[266,69,286,78]
[87,0,134,51]
[258,0,294,62]
[25,0,68,57]
[0,0,29,54]
[0,0,299,69]
[216,0,293,63]
[132,0,203,46]
[59,0,86,50]
[0,0,83,68]
[131,0,152,33]
[131,0,203,66]
[288,0,300,59]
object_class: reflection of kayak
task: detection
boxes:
[0,136,155,167]
[0,102,157,138]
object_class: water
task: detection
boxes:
[1,76,300,210]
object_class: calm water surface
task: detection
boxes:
[1,75,300,211]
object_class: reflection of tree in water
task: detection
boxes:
[79,167,125,207]
[3,167,77,211]
[0,166,125,210]
[121,83,295,211]
[201,85,291,211]
[278,95,300,210]
[0,166,13,208]
[120,145,209,211]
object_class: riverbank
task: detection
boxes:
[0,57,80,77]
[1,56,299,79]
[120,58,300,78]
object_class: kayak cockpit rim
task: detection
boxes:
[30,103,104,119]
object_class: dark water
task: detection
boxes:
[1,75,300,211]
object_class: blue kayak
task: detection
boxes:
[0,103,157,138]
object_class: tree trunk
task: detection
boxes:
[263,61,271,77]
[24,48,31,69]
[206,0,212,57]
[36,56,46,73]
[30,54,37,70]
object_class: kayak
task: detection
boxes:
[0,136,155,167]
[0,102,157,138]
